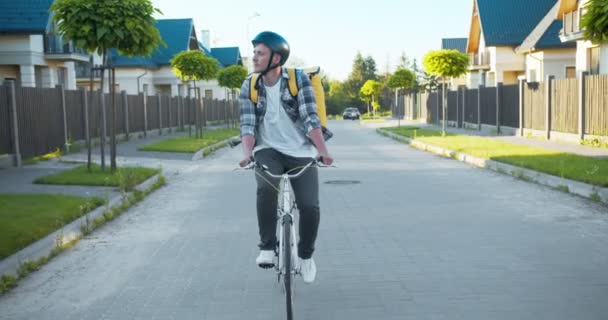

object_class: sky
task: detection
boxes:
[150,0,473,81]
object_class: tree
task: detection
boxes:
[398,51,411,70]
[326,80,350,115]
[360,80,383,117]
[387,68,415,92]
[51,0,164,172]
[171,50,219,138]
[343,52,378,110]
[362,56,378,81]
[217,65,248,99]
[581,0,608,44]
[410,58,422,91]
[423,49,469,135]
[387,68,416,119]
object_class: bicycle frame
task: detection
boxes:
[276,173,299,278]
[234,156,330,320]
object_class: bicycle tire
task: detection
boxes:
[283,218,294,320]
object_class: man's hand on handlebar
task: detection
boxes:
[239,155,254,168]
[317,153,334,166]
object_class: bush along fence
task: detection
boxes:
[392,73,608,141]
[0,80,240,165]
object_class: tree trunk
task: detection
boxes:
[110,67,117,172]
[87,55,93,172]
[99,52,107,171]
[442,79,446,135]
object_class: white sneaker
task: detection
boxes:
[299,257,316,284]
[256,250,275,268]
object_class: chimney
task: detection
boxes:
[200,30,211,51]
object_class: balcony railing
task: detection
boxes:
[560,9,585,40]
[75,62,103,79]
[469,51,490,68]
[44,34,87,55]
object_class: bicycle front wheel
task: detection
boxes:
[283,219,294,320]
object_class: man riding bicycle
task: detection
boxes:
[238,31,333,284]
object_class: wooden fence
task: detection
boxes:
[395,74,608,139]
[0,82,239,159]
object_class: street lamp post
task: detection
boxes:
[245,12,261,72]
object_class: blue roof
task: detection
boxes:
[536,20,576,49]
[198,42,213,57]
[477,0,557,46]
[441,38,468,53]
[110,19,241,69]
[0,0,54,34]
[210,47,242,67]
[111,19,195,68]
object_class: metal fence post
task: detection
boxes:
[157,93,162,135]
[142,84,148,137]
[168,95,172,133]
[496,82,502,134]
[545,75,554,140]
[462,87,466,128]
[98,88,106,169]
[477,84,482,131]
[121,90,129,137]
[519,79,525,136]
[6,80,21,167]
[435,90,440,124]
[578,71,588,140]
[57,84,69,153]
[81,87,91,168]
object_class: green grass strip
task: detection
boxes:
[34,164,159,188]
[0,194,105,259]
[139,128,239,153]
[385,126,608,187]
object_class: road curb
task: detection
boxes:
[0,173,164,279]
[191,136,239,161]
[377,128,608,205]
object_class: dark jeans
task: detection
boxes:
[254,148,320,259]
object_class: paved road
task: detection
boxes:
[1,121,607,320]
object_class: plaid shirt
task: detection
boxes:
[239,68,332,142]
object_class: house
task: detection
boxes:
[466,0,576,87]
[441,38,468,89]
[75,19,243,99]
[0,0,88,89]
[557,0,608,75]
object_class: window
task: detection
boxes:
[565,66,576,79]
[589,46,600,75]
[205,89,213,99]
[57,67,66,87]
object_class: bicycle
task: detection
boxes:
[233,141,329,320]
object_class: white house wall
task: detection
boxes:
[492,47,525,74]
[0,35,77,88]
[113,66,232,99]
[575,41,608,75]
[526,52,544,82]
[525,49,575,81]
[542,49,576,79]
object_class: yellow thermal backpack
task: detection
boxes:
[248,67,328,127]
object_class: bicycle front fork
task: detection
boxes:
[276,213,299,276]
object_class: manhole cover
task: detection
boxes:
[324,180,361,185]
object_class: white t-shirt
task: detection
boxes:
[254,78,315,158]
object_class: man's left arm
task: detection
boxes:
[296,72,334,165]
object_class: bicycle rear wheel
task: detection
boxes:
[283,218,294,320]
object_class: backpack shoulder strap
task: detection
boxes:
[249,73,261,104]
[286,68,299,97]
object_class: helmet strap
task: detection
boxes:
[261,52,280,76]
